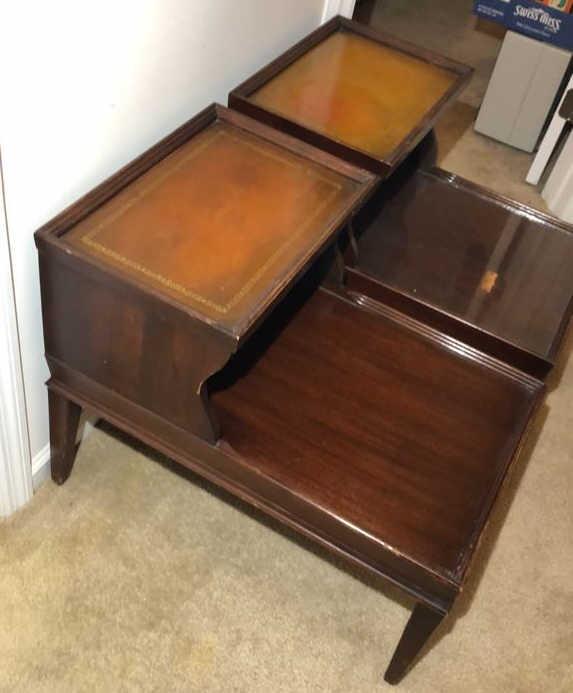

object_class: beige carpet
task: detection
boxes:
[436,100,549,210]
[2,2,572,691]
[372,0,502,109]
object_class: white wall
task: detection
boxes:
[1,0,353,467]
[0,160,33,515]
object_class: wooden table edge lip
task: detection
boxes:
[341,289,546,583]
[228,15,474,177]
[45,368,459,613]
[345,289,544,392]
[453,384,546,583]
[346,267,553,378]
[428,166,573,239]
[34,103,376,344]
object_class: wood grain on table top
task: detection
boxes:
[212,287,541,583]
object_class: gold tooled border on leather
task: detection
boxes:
[81,124,342,315]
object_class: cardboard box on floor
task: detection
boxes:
[475,29,570,151]
[473,0,573,50]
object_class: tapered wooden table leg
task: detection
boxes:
[48,389,82,485]
[384,603,446,685]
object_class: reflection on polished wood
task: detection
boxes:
[353,167,573,367]
[212,286,541,584]
[65,119,361,335]
[251,31,457,159]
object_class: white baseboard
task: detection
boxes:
[31,443,51,490]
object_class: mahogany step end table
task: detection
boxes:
[35,103,545,684]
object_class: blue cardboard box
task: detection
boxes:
[473,0,573,50]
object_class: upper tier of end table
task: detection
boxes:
[230,16,472,176]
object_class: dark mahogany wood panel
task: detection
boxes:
[39,250,231,443]
[211,285,543,585]
[351,166,573,376]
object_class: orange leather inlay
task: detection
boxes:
[251,32,457,159]
[65,121,360,334]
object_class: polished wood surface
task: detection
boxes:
[351,165,573,373]
[251,32,456,159]
[230,17,472,176]
[212,285,542,584]
[65,117,366,337]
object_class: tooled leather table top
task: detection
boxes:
[65,119,364,336]
[250,31,458,160]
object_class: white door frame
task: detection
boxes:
[0,154,33,518]
[527,74,573,185]
[322,0,356,22]
[543,129,573,222]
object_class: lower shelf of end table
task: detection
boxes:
[45,281,542,684]
[211,284,542,602]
